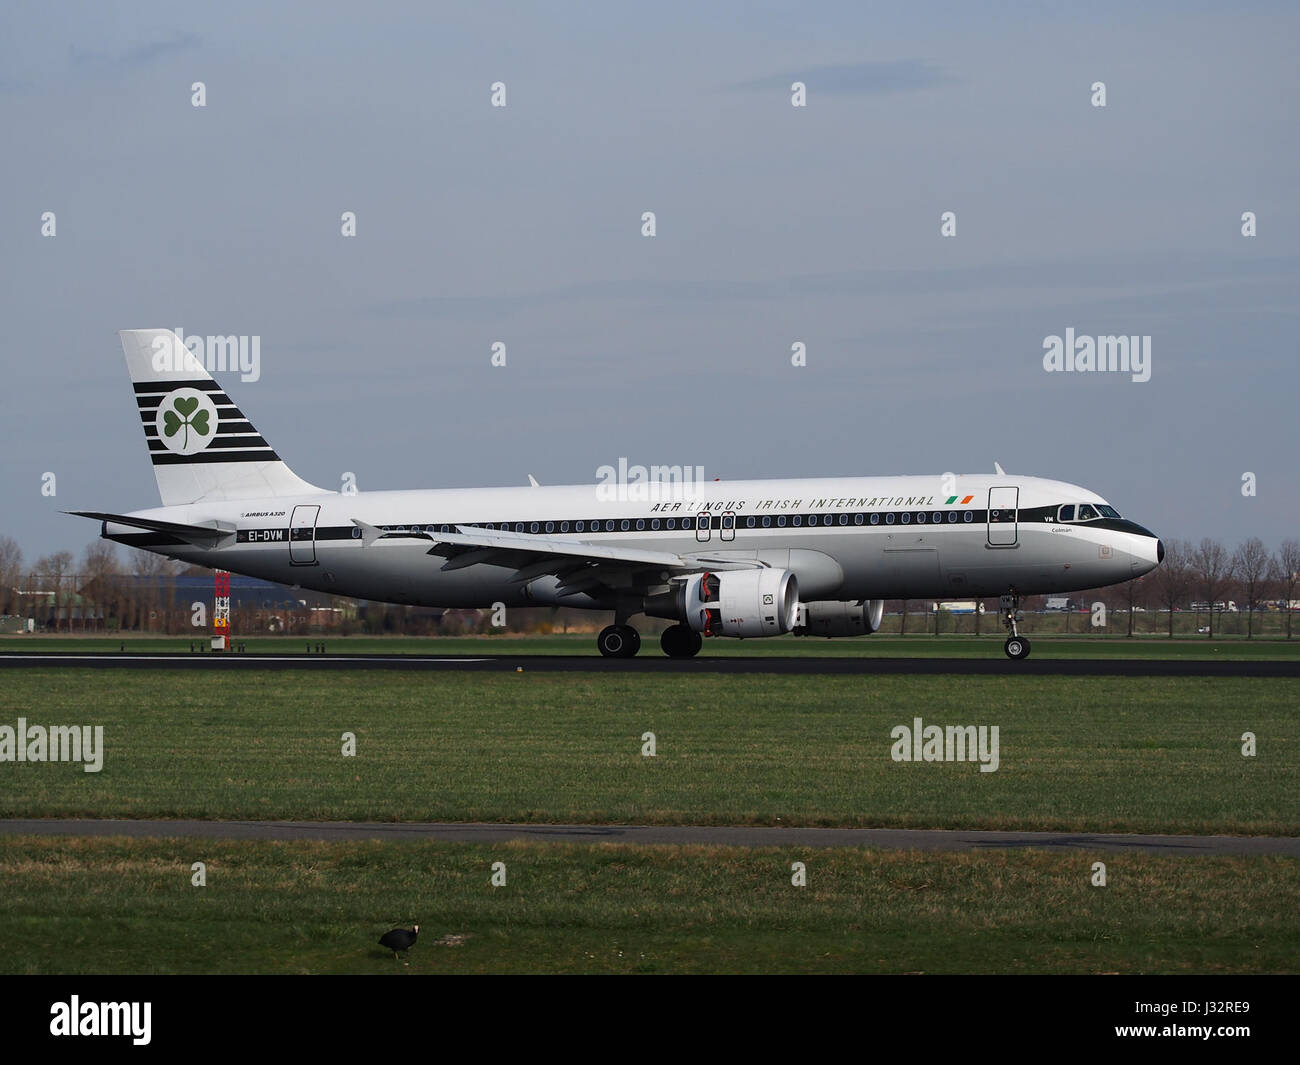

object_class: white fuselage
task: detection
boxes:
[105,473,1163,610]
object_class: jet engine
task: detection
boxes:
[793,599,885,637]
[645,569,799,637]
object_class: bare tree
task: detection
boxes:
[81,542,121,632]
[1278,539,1300,640]
[0,537,22,617]
[35,551,75,631]
[1190,538,1235,638]
[1151,538,1192,638]
[1119,576,1145,637]
[1232,537,1270,639]
[129,548,181,632]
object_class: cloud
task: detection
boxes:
[70,30,202,70]
[364,253,1300,321]
[728,58,953,95]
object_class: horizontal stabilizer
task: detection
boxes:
[66,510,236,548]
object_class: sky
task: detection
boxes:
[2,0,1297,565]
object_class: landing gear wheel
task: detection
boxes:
[999,590,1028,661]
[660,624,703,659]
[1004,636,1030,660]
[597,624,641,658]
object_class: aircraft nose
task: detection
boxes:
[1115,517,1163,571]
[1128,534,1163,575]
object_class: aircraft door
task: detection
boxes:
[290,504,321,564]
[986,487,1019,547]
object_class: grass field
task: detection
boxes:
[4,633,1300,659]
[1,836,1296,974]
[1,671,1294,834]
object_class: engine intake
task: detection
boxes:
[794,599,885,637]
[647,569,799,638]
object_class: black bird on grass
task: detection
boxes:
[379,925,419,959]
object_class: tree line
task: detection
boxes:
[2,534,1298,638]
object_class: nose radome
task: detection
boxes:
[1129,536,1162,575]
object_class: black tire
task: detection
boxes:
[598,625,624,658]
[622,626,641,658]
[660,624,703,659]
[598,624,640,658]
[1004,636,1030,660]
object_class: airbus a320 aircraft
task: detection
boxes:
[71,330,1164,660]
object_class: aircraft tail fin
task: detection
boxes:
[119,329,327,506]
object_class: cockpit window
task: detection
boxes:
[1097,504,1121,518]
[1077,504,1098,521]
[1058,504,1075,522]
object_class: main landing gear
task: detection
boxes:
[659,624,703,659]
[597,623,703,659]
[597,624,641,659]
[1000,592,1030,660]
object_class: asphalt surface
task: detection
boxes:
[2,651,1298,676]
[2,819,1296,855]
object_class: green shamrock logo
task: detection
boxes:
[162,395,211,449]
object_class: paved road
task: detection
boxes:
[2,652,1298,676]
[3,819,1296,856]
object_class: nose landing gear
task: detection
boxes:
[1000,592,1031,660]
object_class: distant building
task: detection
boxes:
[68,574,352,633]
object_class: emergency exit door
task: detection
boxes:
[986,488,1019,547]
[289,505,321,564]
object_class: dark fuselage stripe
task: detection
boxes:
[150,450,281,465]
[148,436,271,451]
[110,506,1152,545]
[133,379,223,393]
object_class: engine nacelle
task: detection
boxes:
[651,569,799,638]
[794,599,885,637]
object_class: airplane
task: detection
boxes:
[70,329,1164,661]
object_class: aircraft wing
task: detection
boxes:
[350,518,762,592]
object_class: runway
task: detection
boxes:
[3,818,1296,855]
[1,651,1298,676]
